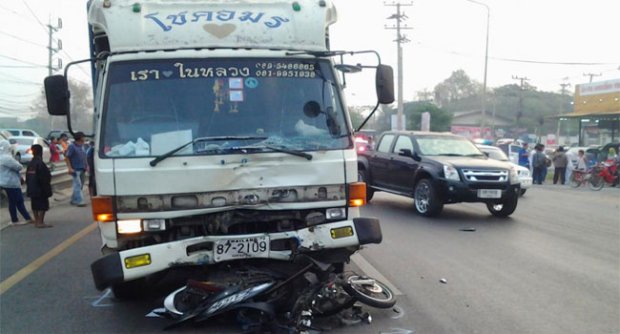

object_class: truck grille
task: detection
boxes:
[461,169,508,183]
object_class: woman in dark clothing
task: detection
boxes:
[26,144,53,228]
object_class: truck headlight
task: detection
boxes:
[117,219,142,234]
[443,165,460,181]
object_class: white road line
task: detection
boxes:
[351,253,403,296]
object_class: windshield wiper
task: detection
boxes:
[149,136,267,167]
[229,144,313,161]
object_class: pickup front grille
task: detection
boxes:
[461,169,508,183]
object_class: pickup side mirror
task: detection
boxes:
[483,152,490,157]
[399,148,412,157]
[44,75,70,116]
[376,64,395,104]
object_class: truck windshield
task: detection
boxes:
[100,58,349,158]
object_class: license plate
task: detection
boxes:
[214,236,269,262]
[478,189,501,198]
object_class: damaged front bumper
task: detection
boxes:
[91,217,382,290]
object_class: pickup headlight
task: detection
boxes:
[443,165,460,181]
[509,167,520,184]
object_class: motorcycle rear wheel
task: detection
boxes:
[588,173,605,191]
[343,275,396,309]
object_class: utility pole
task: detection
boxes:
[47,18,62,76]
[583,72,601,83]
[512,75,529,126]
[47,17,62,129]
[465,0,490,132]
[557,79,571,145]
[385,1,412,131]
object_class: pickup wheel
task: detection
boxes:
[486,191,518,217]
[519,189,527,196]
[358,169,374,202]
[413,179,443,217]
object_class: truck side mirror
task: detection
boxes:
[376,64,395,105]
[44,75,70,116]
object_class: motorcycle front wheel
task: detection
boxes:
[343,275,396,309]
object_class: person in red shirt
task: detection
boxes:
[49,136,61,163]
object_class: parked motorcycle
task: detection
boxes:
[589,160,618,190]
[156,254,396,332]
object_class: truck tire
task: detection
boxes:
[486,191,518,217]
[111,278,147,300]
[358,169,374,202]
[519,189,526,196]
[413,179,443,217]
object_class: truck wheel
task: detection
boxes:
[413,179,443,217]
[486,192,518,217]
[519,189,526,196]
[111,278,147,300]
[358,169,374,202]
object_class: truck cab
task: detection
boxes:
[44,0,394,298]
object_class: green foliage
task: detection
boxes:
[433,69,481,106]
[432,69,574,136]
[29,79,94,134]
[404,102,453,131]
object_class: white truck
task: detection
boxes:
[45,0,394,299]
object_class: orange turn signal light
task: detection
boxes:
[92,196,115,222]
[348,182,367,207]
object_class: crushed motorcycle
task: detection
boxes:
[151,254,396,332]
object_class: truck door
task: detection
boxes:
[388,135,418,193]
[368,134,395,188]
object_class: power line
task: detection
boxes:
[411,41,619,67]
[0,30,47,48]
[0,54,46,67]
[0,64,46,68]
[1,79,41,86]
[21,0,48,35]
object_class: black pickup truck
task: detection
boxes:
[357,131,521,217]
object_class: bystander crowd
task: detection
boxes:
[0,139,33,225]
[26,144,53,228]
[552,146,568,185]
[64,132,88,207]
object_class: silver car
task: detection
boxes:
[11,136,51,164]
[477,144,533,196]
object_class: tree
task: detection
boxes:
[433,69,481,107]
[31,79,94,134]
[378,102,452,132]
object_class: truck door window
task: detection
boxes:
[100,59,349,157]
[376,134,395,153]
[393,136,413,154]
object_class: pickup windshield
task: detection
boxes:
[100,58,349,158]
[416,135,483,156]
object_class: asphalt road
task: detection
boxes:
[1,185,618,333]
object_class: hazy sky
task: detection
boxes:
[1,0,619,119]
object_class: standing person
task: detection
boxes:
[58,133,69,160]
[552,146,568,185]
[64,132,88,206]
[0,140,33,225]
[532,144,547,185]
[26,144,53,228]
[576,150,588,171]
[518,142,530,168]
[49,136,61,163]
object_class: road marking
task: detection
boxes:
[88,288,115,307]
[0,223,97,295]
[351,252,403,296]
